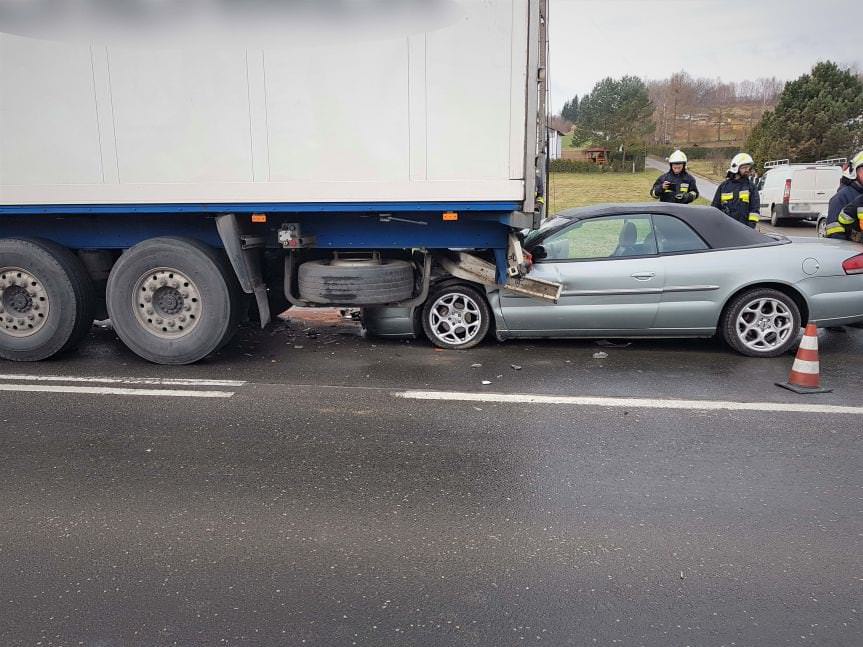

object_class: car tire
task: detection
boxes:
[106,237,243,365]
[421,283,491,350]
[721,288,801,358]
[298,258,414,305]
[0,238,96,361]
[770,206,784,227]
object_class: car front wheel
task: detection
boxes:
[721,288,801,357]
[421,284,491,350]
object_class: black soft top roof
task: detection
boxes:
[553,203,775,249]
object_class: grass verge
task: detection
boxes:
[548,171,709,214]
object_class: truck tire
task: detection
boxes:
[298,258,414,305]
[421,283,491,350]
[0,238,96,361]
[106,237,243,365]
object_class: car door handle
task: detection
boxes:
[631,272,656,281]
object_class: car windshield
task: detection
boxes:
[523,216,570,248]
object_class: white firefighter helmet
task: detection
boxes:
[843,151,863,180]
[728,153,754,174]
[668,150,687,165]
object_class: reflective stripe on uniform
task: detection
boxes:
[721,192,734,202]
[739,190,750,203]
[748,213,760,222]
[826,225,846,236]
[680,183,689,191]
[839,213,855,224]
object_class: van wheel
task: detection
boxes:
[770,206,785,227]
[0,238,96,361]
[421,284,491,350]
[817,218,827,238]
[721,288,801,358]
[106,238,243,364]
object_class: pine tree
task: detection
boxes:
[572,77,655,151]
[747,62,863,164]
[561,95,579,123]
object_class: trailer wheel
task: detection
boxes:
[298,258,414,305]
[0,238,96,361]
[421,284,491,350]
[106,238,242,365]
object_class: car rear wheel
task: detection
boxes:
[721,288,801,357]
[421,284,491,350]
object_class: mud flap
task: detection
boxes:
[215,214,271,328]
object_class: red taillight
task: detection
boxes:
[783,178,792,204]
[843,254,863,275]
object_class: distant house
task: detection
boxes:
[546,124,568,161]
[563,146,610,165]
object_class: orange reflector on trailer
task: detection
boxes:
[442,211,459,221]
[251,213,267,223]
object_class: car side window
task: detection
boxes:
[542,215,657,260]
[653,214,709,253]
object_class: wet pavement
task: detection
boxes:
[0,314,861,646]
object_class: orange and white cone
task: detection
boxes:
[776,323,832,394]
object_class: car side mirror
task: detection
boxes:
[531,245,548,261]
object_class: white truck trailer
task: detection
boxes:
[0,0,552,364]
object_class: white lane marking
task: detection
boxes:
[0,384,234,398]
[395,390,863,415]
[0,374,246,387]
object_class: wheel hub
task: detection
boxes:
[428,293,482,345]
[133,268,202,339]
[0,267,50,338]
[736,297,793,352]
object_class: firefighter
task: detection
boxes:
[650,150,699,203]
[825,151,863,239]
[712,153,761,228]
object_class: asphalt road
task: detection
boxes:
[0,313,862,646]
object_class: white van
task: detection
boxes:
[757,163,843,226]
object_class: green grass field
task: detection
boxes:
[548,171,709,214]
[685,160,727,183]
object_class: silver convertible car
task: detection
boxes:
[363,204,863,357]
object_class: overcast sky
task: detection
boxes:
[549,0,861,112]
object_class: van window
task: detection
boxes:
[792,169,816,191]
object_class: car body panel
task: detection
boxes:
[498,256,665,333]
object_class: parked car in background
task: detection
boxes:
[757,161,843,226]
[364,204,863,358]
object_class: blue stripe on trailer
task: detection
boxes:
[0,201,523,215]
[0,212,514,252]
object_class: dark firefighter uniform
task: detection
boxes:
[826,191,863,243]
[650,171,700,203]
[825,181,863,240]
[712,176,761,228]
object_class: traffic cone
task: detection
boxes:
[776,323,832,394]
